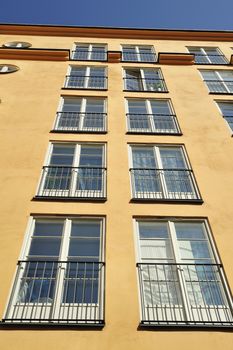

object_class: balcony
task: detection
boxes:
[71,50,107,61]
[53,112,107,133]
[130,168,201,202]
[204,80,233,94]
[3,260,105,326]
[36,166,106,200]
[137,263,233,328]
[124,77,167,92]
[126,113,181,134]
[122,51,156,63]
[64,75,107,90]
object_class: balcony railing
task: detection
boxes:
[204,80,233,93]
[71,50,107,61]
[194,54,228,65]
[137,263,233,327]
[3,260,105,325]
[122,52,156,62]
[54,112,107,132]
[36,166,106,199]
[64,75,107,89]
[126,113,180,134]
[130,168,201,201]
[223,116,233,131]
[124,77,167,92]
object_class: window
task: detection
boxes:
[126,99,181,134]
[36,143,106,199]
[3,217,105,325]
[123,68,167,92]
[216,101,233,132]
[129,145,201,201]
[136,219,233,327]
[122,45,156,62]
[0,64,19,74]
[54,97,107,133]
[64,66,107,90]
[3,41,31,48]
[72,43,107,61]
[200,70,233,94]
[187,47,228,64]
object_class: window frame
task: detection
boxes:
[123,67,167,92]
[128,143,202,202]
[215,100,233,134]
[187,46,228,65]
[3,216,106,326]
[52,96,107,133]
[71,43,107,61]
[200,69,233,94]
[121,44,156,63]
[134,217,233,328]
[35,142,107,200]
[64,65,107,90]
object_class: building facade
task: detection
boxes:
[0,24,233,350]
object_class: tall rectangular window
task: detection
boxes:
[54,97,107,133]
[200,70,233,94]
[72,43,107,61]
[126,99,181,134]
[123,68,167,92]
[3,217,105,325]
[36,143,106,199]
[122,45,156,62]
[187,47,228,64]
[129,145,201,201]
[65,66,107,90]
[135,219,233,327]
[216,101,233,132]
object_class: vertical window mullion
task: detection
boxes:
[136,46,140,62]
[146,100,154,132]
[140,69,146,91]
[69,144,80,196]
[80,98,87,130]
[85,67,90,88]
[88,44,92,60]
[217,71,230,93]
[155,147,168,198]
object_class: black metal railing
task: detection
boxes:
[223,116,233,130]
[126,113,180,134]
[137,263,233,326]
[124,77,167,92]
[3,260,105,325]
[130,168,200,200]
[122,51,156,62]
[54,112,107,132]
[71,50,107,61]
[193,54,228,64]
[64,75,107,89]
[204,79,233,93]
[37,166,106,199]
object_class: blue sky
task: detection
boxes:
[1,0,233,30]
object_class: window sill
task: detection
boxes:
[33,196,107,202]
[50,130,107,134]
[209,92,233,95]
[126,131,182,136]
[0,320,105,329]
[130,198,203,204]
[61,87,108,91]
[139,322,233,331]
[123,89,169,93]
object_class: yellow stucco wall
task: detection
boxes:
[0,31,232,349]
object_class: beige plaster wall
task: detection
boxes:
[0,34,232,350]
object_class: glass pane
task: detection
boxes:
[34,222,63,236]
[139,222,169,239]
[218,102,233,116]
[86,99,104,113]
[68,239,100,258]
[150,100,170,115]
[70,67,86,76]
[178,241,212,260]
[175,223,206,239]
[29,238,61,257]
[50,145,75,166]
[140,239,172,259]
[71,221,101,237]
[128,100,147,114]
[79,146,103,167]
[62,98,82,112]
[219,71,233,81]
[132,147,156,168]
[160,148,186,169]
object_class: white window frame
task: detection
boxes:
[200,70,233,93]
[65,66,107,89]
[215,100,233,134]
[128,144,198,200]
[123,68,164,92]
[134,218,233,325]
[37,142,106,198]
[121,45,156,62]
[54,96,107,132]
[4,216,105,323]
[187,47,226,64]
[125,98,178,133]
[72,43,107,61]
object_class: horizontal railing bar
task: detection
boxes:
[42,166,107,169]
[130,168,193,171]
[66,75,108,79]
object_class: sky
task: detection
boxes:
[1,0,233,31]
